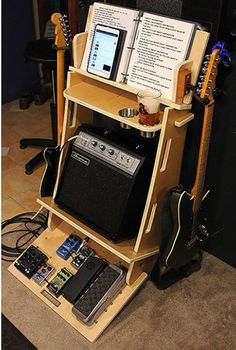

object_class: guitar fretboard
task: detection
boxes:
[192,102,214,213]
[191,49,220,215]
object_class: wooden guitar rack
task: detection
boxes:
[9,21,209,342]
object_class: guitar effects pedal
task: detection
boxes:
[56,234,82,260]
[47,267,73,297]
[71,246,94,270]
[62,256,107,304]
[14,245,48,279]
[73,264,125,325]
[32,262,55,285]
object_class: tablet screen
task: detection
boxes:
[87,26,120,79]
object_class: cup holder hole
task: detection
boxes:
[118,108,139,118]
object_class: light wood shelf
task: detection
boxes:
[37,197,159,264]
[64,77,163,133]
[68,66,193,111]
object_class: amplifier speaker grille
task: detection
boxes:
[55,128,152,241]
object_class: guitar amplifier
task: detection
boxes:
[55,126,154,241]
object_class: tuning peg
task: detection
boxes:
[199,75,205,81]
[197,82,204,88]
[205,54,211,60]
[196,88,202,95]
[201,67,207,74]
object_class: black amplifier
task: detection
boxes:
[55,126,154,241]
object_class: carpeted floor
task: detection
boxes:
[2,252,236,350]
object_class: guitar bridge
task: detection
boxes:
[186,224,209,249]
[186,236,199,249]
[198,224,209,242]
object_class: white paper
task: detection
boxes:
[127,13,196,100]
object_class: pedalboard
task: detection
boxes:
[32,262,54,285]
[71,246,94,270]
[61,256,107,304]
[14,238,126,327]
[14,245,48,279]
[47,267,73,297]
[56,234,82,260]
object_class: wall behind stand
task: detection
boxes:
[203,47,236,267]
[181,0,236,267]
[2,0,68,104]
[202,0,236,267]
[137,0,183,17]
[2,0,38,103]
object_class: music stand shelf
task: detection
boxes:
[68,66,193,111]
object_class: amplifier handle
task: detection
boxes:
[145,202,157,234]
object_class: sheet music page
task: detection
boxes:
[81,2,139,82]
[127,12,196,100]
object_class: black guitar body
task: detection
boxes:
[162,187,202,269]
[40,146,60,197]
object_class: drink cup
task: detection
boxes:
[137,89,162,126]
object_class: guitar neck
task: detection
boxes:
[57,49,65,144]
[51,12,70,145]
[191,102,215,213]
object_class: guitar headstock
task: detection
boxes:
[51,13,71,49]
[197,49,221,103]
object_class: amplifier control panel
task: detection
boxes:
[73,131,141,175]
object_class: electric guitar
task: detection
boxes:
[51,12,71,144]
[40,13,71,197]
[162,48,222,269]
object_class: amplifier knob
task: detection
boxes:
[91,140,97,147]
[108,149,114,155]
[99,144,106,151]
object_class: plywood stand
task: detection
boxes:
[8,24,209,342]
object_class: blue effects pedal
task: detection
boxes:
[56,235,82,260]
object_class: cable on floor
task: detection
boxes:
[1,206,48,262]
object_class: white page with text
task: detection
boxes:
[126,12,196,100]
